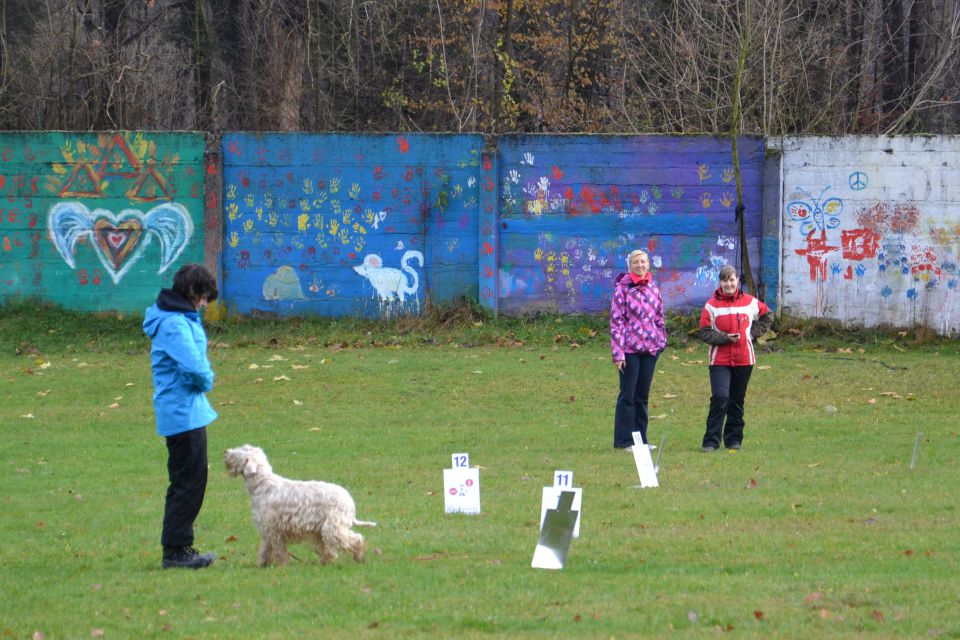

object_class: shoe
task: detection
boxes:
[622,446,634,451]
[727,442,741,450]
[701,445,718,453]
[647,444,657,450]
[162,546,216,569]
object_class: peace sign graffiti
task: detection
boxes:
[848,171,868,191]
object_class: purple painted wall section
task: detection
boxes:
[494,135,766,314]
[221,134,483,317]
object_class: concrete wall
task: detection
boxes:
[220,133,483,317]
[0,132,206,312]
[492,135,767,315]
[778,136,960,333]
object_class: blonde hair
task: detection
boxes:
[626,249,648,267]
[719,265,738,281]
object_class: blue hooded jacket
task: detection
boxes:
[142,289,218,437]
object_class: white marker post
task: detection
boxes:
[443,452,481,514]
[540,470,583,538]
[631,431,659,488]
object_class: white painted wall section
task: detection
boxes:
[778,136,960,334]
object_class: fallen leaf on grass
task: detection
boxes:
[753,610,764,620]
[746,478,757,489]
[291,364,310,370]
[662,394,678,399]
[756,365,771,370]
[867,398,877,404]
[21,413,35,419]
[650,414,667,420]
[272,375,291,382]
[267,355,288,362]
[804,592,824,604]
[670,355,680,361]
[248,363,259,369]
[871,609,884,622]
[293,400,303,405]
[880,392,902,399]
[108,403,120,409]
[819,609,833,619]
[91,629,104,637]
[688,611,699,624]
[33,633,45,640]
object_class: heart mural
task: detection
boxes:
[48,202,193,284]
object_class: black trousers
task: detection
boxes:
[614,352,659,448]
[161,427,208,549]
[702,365,753,448]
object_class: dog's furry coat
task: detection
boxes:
[224,444,375,566]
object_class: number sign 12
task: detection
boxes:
[452,453,470,469]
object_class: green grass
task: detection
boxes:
[1,302,959,638]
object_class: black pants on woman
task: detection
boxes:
[614,352,659,448]
[161,426,208,550]
[702,365,753,449]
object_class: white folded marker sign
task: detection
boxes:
[443,452,481,514]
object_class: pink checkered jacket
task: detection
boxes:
[610,272,667,362]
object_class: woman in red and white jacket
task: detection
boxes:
[698,265,773,452]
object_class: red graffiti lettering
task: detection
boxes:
[794,230,839,282]
[841,228,881,261]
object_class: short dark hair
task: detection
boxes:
[172,263,218,303]
[719,265,738,281]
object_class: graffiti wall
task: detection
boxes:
[221,134,483,316]
[493,135,767,314]
[779,136,960,333]
[0,132,206,312]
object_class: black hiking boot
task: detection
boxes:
[162,546,215,569]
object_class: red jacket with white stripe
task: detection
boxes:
[699,289,771,367]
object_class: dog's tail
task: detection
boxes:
[353,519,377,527]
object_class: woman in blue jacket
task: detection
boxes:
[143,264,219,569]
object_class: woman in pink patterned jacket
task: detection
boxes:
[610,249,667,450]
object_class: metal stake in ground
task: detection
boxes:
[909,432,923,471]
[654,434,667,472]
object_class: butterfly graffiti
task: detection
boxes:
[48,201,193,284]
[786,187,844,237]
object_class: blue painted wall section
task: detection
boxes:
[495,135,766,314]
[221,134,484,316]
[478,147,499,313]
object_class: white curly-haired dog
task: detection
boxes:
[224,444,376,567]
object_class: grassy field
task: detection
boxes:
[1,305,958,638]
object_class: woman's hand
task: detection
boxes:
[615,360,626,372]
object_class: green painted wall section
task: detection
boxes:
[0,132,206,312]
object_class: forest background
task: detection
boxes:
[0,0,957,136]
